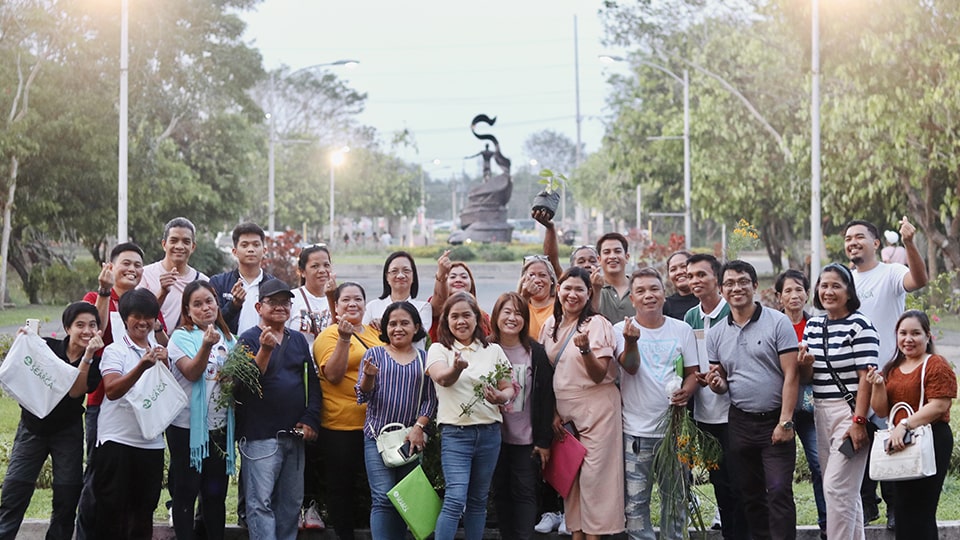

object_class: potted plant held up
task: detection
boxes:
[531,169,567,220]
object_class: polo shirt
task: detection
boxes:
[598,284,635,323]
[684,298,731,424]
[706,304,798,413]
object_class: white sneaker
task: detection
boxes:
[301,500,326,530]
[558,513,572,536]
[711,509,722,530]
[534,512,562,533]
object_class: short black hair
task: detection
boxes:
[118,288,161,324]
[110,242,144,262]
[335,282,367,303]
[775,269,809,294]
[843,219,880,242]
[595,232,628,254]
[720,260,758,285]
[665,250,693,269]
[378,301,427,343]
[686,253,721,278]
[62,301,101,329]
[163,217,196,241]
[232,222,265,246]
[812,263,861,313]
[629,267,664,288]
[379,251,419,300]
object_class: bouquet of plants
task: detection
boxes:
[458,360,513,417]
[214,343,262,412]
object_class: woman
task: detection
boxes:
[314,282,384,540]
[94,288,170,539]
[488,292,555,540]
[166,280,237,540]
[426,292,515,540]
[518,256,557,340]
[866,310,956,540]
[774,269,827,538]
[429,250,491,342]
[355,302,438,539]
[0,303,102,539]
[288,244,336,345]
[364,251,432,348]
[799,263,879,540]
[539,266,624,539]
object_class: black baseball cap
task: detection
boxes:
[259,279,294,301]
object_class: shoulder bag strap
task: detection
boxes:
[352,332,373,350]
[552,325,579,366]
[919,354,930,406]
[298,287,313,313]
[821,319,858,412]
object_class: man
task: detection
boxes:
[705,260,799,540]
[139,217,208,333]
[592,232,634,322]
[683,253,747,540]
[844,217,927,528]
[614,268,699,540]
[237,279,321,540]
[663,250,698,320]
[210,222,275,335]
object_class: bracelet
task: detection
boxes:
[899,418,912,430]
[414,422,427,430]
[98,288,111,297]
[852,415,868,425]
[84,356,95,365]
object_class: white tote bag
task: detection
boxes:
[0,332,79,419]
[869,357,937,481]
[123,362,188,439]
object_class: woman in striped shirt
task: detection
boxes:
[799,263,879,540]
[356,301,438,539]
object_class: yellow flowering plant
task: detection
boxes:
[726,218,760,261]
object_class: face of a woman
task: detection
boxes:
[386,256,414,298]
[778,278,808,313]
[447,265,472,294]
[897,316,929,360]
[558,276,590,316]
[301,250,332,293]
[817,270,849,316]
[125,312,157,344]
[336,286,366,324]
[496,299,525,339]
[447,300,477,345]
[188,287,219,328]
[525,261,553,301]
[386,308,418,348]
[67,313,99,349]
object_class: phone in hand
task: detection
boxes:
[399,440,417,459]
[839,436,855,459]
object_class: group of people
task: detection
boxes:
[0,213,955,540]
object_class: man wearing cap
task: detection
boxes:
[236,278,322,540]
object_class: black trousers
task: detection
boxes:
[320,427,365,540]
[698,421,749,540]
[93,441,163,540]
[892,421,952,540]
[166,425,229,540]
[492,443,539,540]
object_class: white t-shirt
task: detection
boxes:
[286,286,332,351]
[138,262,208,333]
[236,270,265,335]
[614,317,699,438]
[167,327,235,429]
[363,296,433,350]
[98,335,166,449]
[853,262,908,368]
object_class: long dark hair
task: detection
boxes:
[379,251,419,300]
[490,292,532,353]
[378,301,427,344]
[437,291,488,349]
[551,266,598,341]
[179,280,233,339]
[883,310,935,378]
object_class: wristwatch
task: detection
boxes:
[852,415,868,425]
[899,418,912,430]
[579,348,591,355]
[780,420,794,430]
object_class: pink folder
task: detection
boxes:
[542,428,587,499]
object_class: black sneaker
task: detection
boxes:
[886,512,896,531]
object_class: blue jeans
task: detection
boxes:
[239,435,304,540]
[435,423,501,540]
[0,420,84,540]
[795,409,826,529]
[363,437,420,539]
[624,435,685,540]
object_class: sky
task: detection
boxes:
[240,0,621,179]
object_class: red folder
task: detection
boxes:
[542,428,587,499]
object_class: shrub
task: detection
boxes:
[448,245,476,262]
[36,260,100,305]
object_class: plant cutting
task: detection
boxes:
[458,360,513,417]
[531,168,567,220]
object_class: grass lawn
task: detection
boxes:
[0,305,67,329]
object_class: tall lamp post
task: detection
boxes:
[810,0,823,282]
[117,0,129,242]
[267,59,359,238]
[329,146,349,245]
[600,55,692,250]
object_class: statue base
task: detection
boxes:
[448,221,513,244]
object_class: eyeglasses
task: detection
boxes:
[523,255,549,263]
[261,298,292,308]
[721,278,754,289]
[387,268,413,277]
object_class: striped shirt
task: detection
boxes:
[355,346,438,440]
[803,311,879,399]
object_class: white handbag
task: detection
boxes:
[0,332,79,418]
[374,354,427,468]
[123,362,188,439]
[869,357,937,481]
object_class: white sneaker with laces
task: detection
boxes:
[534,512,562,533]
[558,513,572,536]
[302,500,326,530]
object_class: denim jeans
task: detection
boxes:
[0,420,84,540]
[794,409,826,529]
[491,443,538,540]
[363,437,419,539]
[435,423,501,540]
[239,435,304,540]
[624,435,685,540]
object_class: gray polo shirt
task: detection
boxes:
[598,284,635,323]
[705,304,798,413]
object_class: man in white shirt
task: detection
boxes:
[210,222,274,335]
[138,217,208,333]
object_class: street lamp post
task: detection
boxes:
[266,59,358,238]
[810,0,822,282]
[117,0,129,243]
[329,146,349,245]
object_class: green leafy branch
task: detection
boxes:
[458,360,513,417]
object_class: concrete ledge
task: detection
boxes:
[15,520,960,539]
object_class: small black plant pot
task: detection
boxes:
[531,190,561,220]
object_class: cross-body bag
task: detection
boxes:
[869,356,937,480]
[375,352,428,468]
[820,320,878,435]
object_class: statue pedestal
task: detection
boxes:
[448,221,513,244]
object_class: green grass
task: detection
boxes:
[0,305,65,329]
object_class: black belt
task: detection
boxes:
[732,405,780,420]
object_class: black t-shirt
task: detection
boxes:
[663,292,700,321]
[19,337,101,435]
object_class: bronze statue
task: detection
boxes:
[449,114,514,244]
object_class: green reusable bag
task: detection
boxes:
[387,464,441,540]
